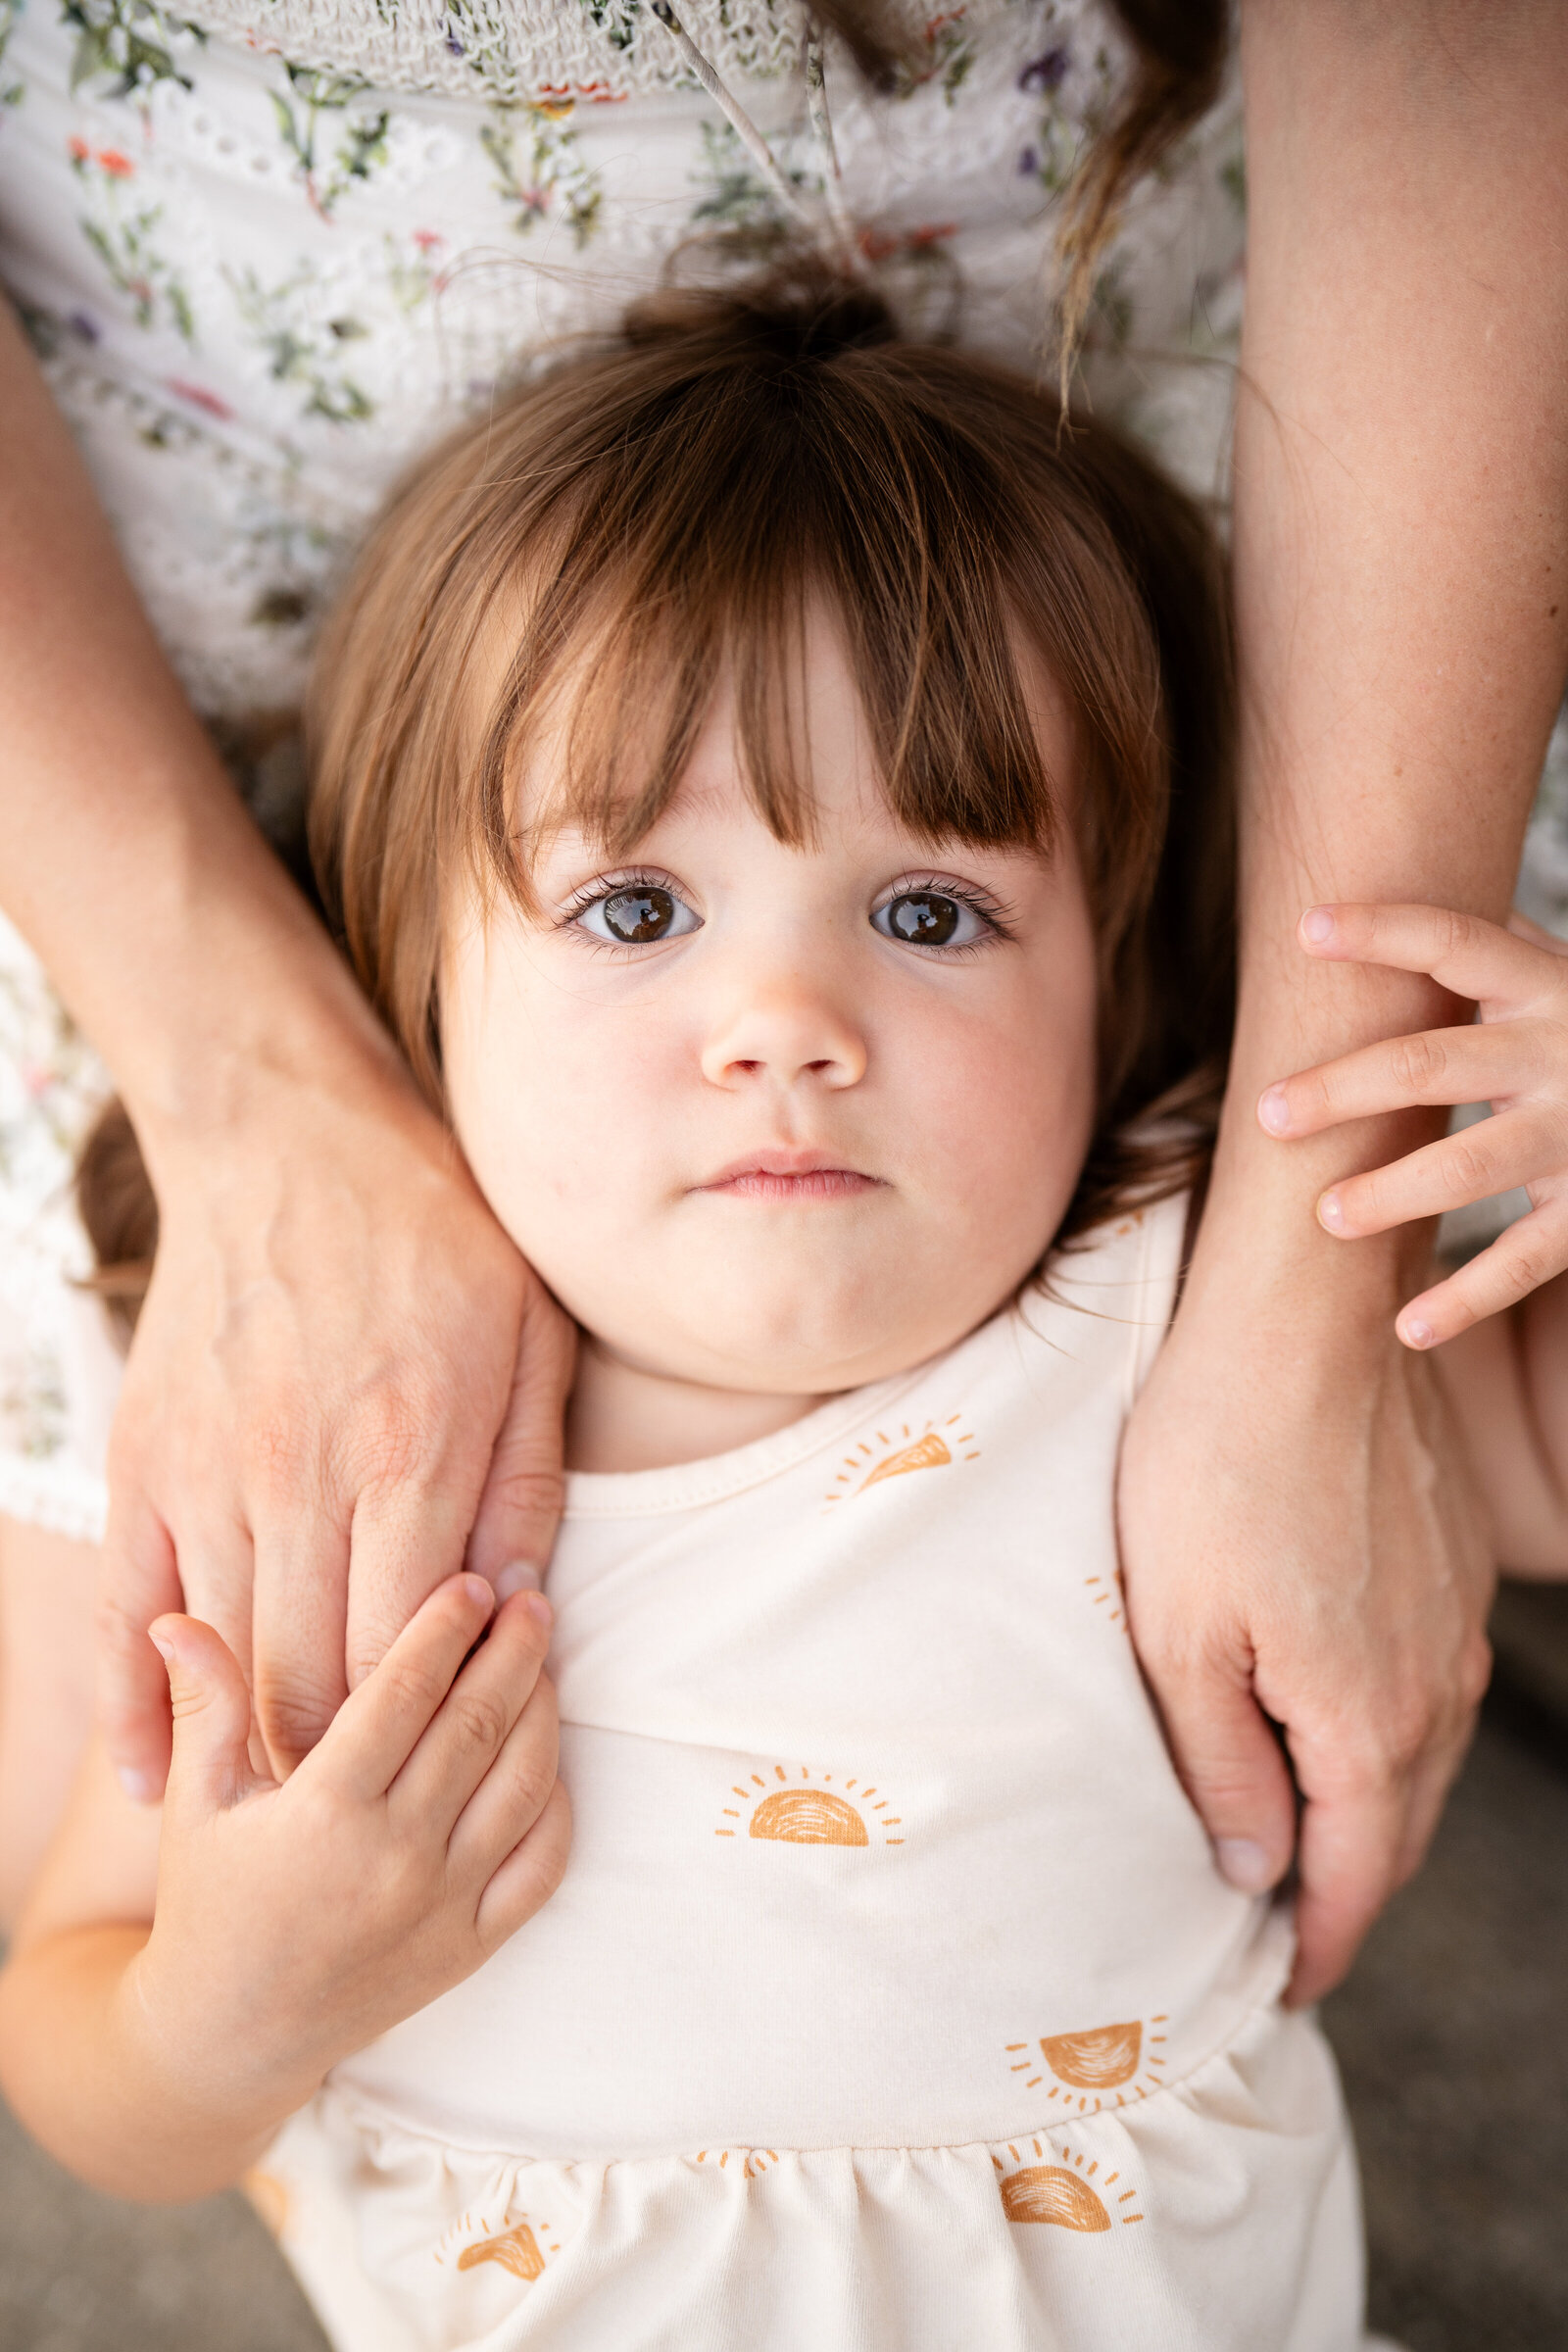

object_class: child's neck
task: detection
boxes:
[565,1334,825,1474]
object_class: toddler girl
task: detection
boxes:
[2,271,1550,2352]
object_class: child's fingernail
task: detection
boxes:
[117,1764,158,1803]
[519,1591,553,1632]
[149,1630,174,1664]
[458,1572,496,1612]
[495,1559,543,1601]
[1400,1316,1435,1349]
[1215,1838,1275,1892]
[1257,1087,1291,1136]
[1317,1190,1346,1234]
[1300,906,1337,945]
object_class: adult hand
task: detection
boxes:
[98,1055,575,1800]
[1119,1202,1494,2007]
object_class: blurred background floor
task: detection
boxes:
[1,1585,1565,2350]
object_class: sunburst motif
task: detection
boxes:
[1082,1567,1126,1629]
[714,1762,905,1844]
[696,2146,782,2180]
[822,1414,980,1506]
[1003,2015,1168,2111]
[994,2138,1144,2230]
[436,2211,562,2274]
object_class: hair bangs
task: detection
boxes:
[470,348,1062,906]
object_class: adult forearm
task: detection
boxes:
[0,301,408,1177]
[0,1929,296,2201]
[1219,0,1568,1284]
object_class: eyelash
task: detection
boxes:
[559,867,692,956]
[878,873,1018,955]
[559,868,1016,953]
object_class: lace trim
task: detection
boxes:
[164,0,1010,104]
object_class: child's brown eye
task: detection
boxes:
[576,881,702,946]
[872,890,983,949]
[604,888,674,942]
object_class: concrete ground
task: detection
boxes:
[1,1589,1565,2350]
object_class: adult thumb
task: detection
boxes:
[149,1615,267,1816]
[466,1274,576,1593]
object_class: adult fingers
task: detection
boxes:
[1315,1103,1564,1238]
[1127,1615,1299,1897]
[390,1591,553,1838]
[315,1572,496,1802]
[343,1449,482,1695]
[474,1779,572,1953]
[447,1661,561,1886]
[151,1612,270,1819]
[1295,903,1558,1005]
[1507,909,1568,957]
[465,1275,575,1595]
[1257,1020,1544,1141]
[249,1506,353,1779]
[1396,1200,1568,1347]
[1284,1775,1405,2008]
[1284,1632,1488,2006]
[1286,1735,1474,2007]
[97,1492,182,1803]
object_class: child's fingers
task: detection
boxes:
[1296,902,1559,1004]
[313,1573,497,1801]
[1396,1201,1568,1348]
[151,1613,270,1817]
[473,1779,572,1953]
[1314,1104,1562,1240]
[387,1591,553,1838]
[445,1665,561,1886]
[1257,1020,1543,1140]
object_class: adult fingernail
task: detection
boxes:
[1257,1086,1291,1136]
[1300,906,1336,945]
[117,1765,158,1803]
[495,1560,543,1600]
[1317,1190,1346,1234]
[1215,1838,1275,1892]
[1400,1316,1435,1349]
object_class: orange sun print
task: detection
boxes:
[715,1763,905,1844]
[1003,2016,1168,2112]
[822,1414,979,1507]
[995,2139,1145,2230]
[439,2211,563,2277]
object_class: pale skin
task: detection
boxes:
[0,0,1565,1990]
[1118,0,1568,2002]
[0,634,1108,2194]
[6,637,1568,2204]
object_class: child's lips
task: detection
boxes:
[695,1152,885,1200]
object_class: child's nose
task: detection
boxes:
[700,975,867,1091]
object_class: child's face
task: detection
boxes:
[441,615,1098,1401]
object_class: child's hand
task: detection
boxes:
[133,1574,568,2123]
[1256,903,1568,1347]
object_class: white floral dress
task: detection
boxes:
[0,0,1243,1535]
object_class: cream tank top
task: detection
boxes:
[260,1195,1364,2351]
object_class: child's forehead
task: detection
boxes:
[506,612,1077,846]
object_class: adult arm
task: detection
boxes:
[0,299,573,1792]
[1119,0,1568,2001]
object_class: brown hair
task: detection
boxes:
[817,0,1229,376]
[80,268,1233,1332]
